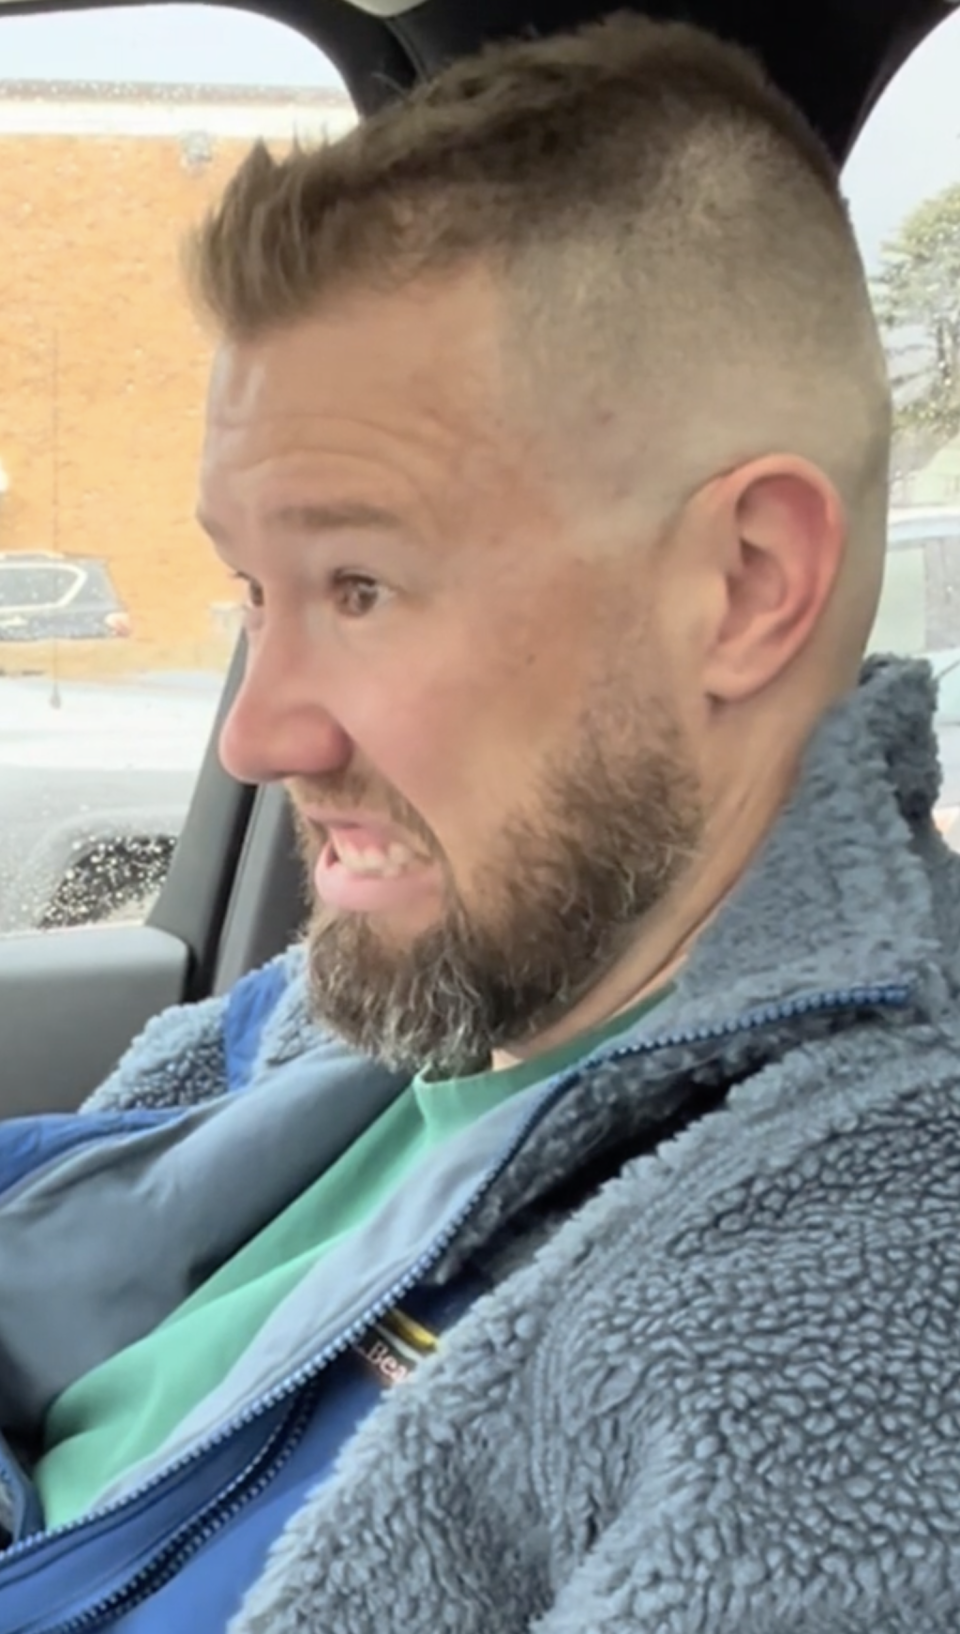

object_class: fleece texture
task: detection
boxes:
[92,658,960,1631]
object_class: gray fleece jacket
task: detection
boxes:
[90,656,960,1632]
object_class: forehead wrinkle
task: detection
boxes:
[208,398,486,515]
[203,280,553,559]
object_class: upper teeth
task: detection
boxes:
[335,840,418,877]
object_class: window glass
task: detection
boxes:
[846,13,960,845]
[0,5,355,932]
[0,562,84,609]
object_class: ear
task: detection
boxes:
[696,455,847,704]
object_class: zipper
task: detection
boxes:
[37,1385,319,1634]
[2,978,912,1629]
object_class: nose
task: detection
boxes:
[218,629,353,786]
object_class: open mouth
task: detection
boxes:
[327,831,427,879]
[311,820,441,914]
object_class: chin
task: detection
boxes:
[308,893,445,947]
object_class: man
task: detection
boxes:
[0,12,958,1633]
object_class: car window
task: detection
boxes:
[0,5,355,934]
[846,12,960,845]
[0,561,84,610]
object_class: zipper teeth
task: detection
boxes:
[38,1388,319,1634]
[4,977,911,1584]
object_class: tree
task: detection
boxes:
[871,182,960,443]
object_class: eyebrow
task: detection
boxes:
[195,501,403,544]
[264,502,403,536]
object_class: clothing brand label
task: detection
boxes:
[352,1307,438,1389]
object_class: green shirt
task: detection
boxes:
[36,987,668,1528]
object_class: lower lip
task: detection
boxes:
[313,839,442,913]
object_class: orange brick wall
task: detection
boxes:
[0,131,258,676]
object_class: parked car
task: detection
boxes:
[888,506,960,546]
[879,507,960,656]
[0,550,131,643]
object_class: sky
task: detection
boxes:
[844,14,960,268]
[0,3,958,269]
[0,5,345,88]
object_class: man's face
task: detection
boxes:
[199,273,703,1074]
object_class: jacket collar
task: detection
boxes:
[673,654,948,1030]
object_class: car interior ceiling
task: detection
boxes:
[266,0,952,156]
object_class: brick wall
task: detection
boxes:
[0,129,260,678]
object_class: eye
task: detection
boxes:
[332,572,388,618]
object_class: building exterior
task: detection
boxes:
[0,82,356,677]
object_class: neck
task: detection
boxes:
[490,885,715,1073]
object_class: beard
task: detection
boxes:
[294,694,703,1080]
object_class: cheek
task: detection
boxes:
[336,618,584,862]
[325,643,477,838]
[344,659,491,820]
